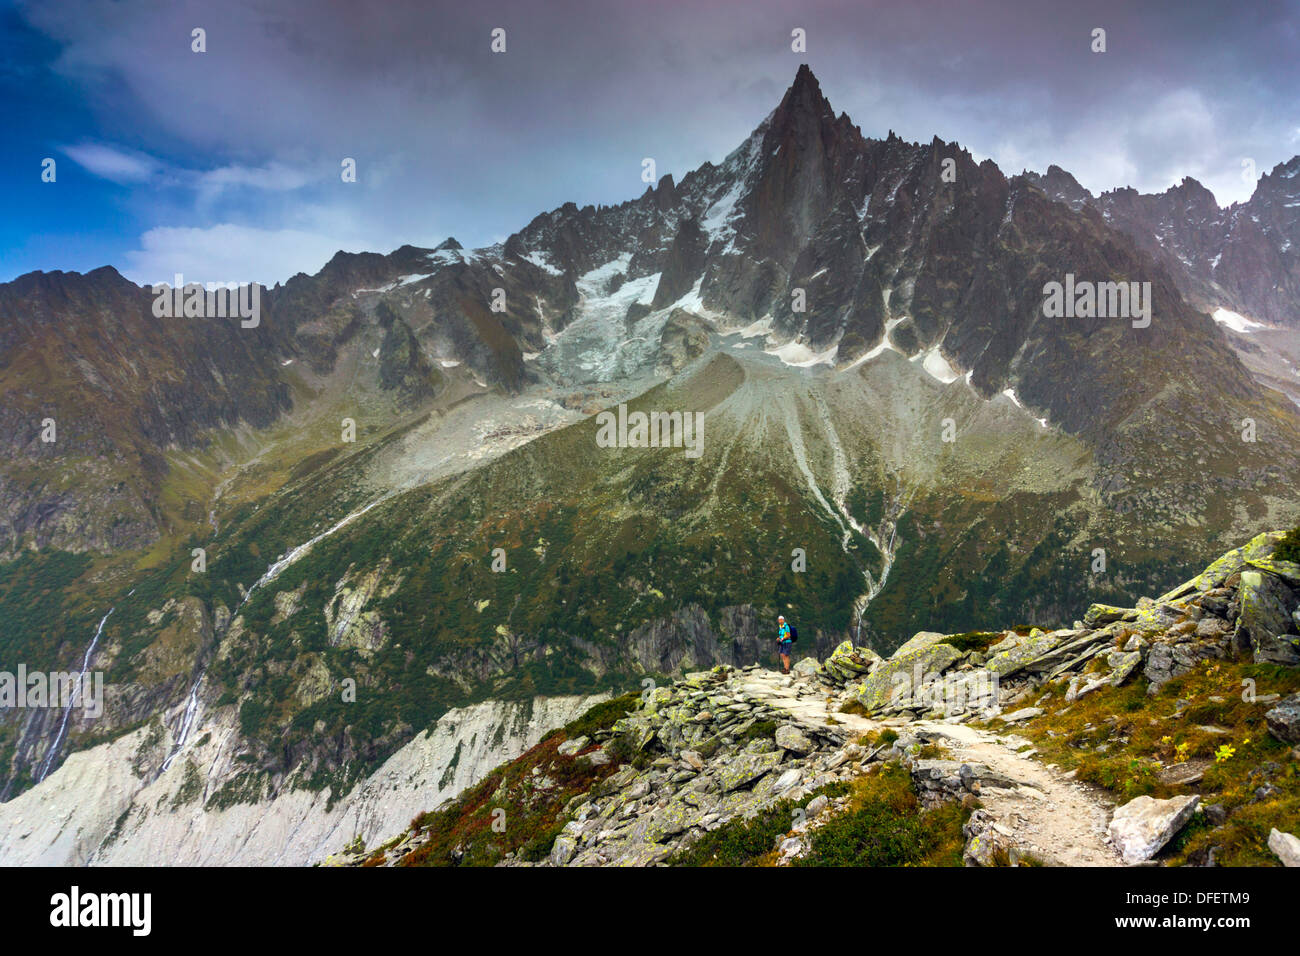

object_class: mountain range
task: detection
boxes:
[1,66,1298,861]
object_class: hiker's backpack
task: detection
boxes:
[789,624,798,643]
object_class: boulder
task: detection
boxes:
[1107,795,1200,863]
[1022,629,1110,676]
[771,768,803,794]
[557,736,589,757]
[817,640,879,685]
[852,642,964,713]
[1264,693,1300,744]
[1130,603,1187,637]
[924,669,1000,716]
[550,834,579,866]
[1245,556,1300,586]
[717,750,783,793]
[1268,828,1300,867]
[1106,650,1143,685]
[963,809,1018,867]
[1195,616,1232,640]
[985,630,1067,678]
[1084,604,1131,627]
[774,724,814,754]
[1236,570,1300,665]
[791,656,820,678]
[1144,640,1223,691]
[891,631,949,657]
[1169,531,1283,598]
[1000,707,1042,723]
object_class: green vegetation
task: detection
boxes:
[1275,524,1300,563]
[666,783,850,866]
[739,720,777,742]
[939,631,1004,653]
[796,763,970,866]
[666,761,970,867]
[559,692,640,740]
[0,550,96,665]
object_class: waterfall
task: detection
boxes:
[159,493,394,773]
[35,607,114,783]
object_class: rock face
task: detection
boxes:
[1027,157,1300,330]
[1237,570,1300,664]
[0,267,293,556]
[1107,795,1201,863]
[656,309,710,373]
[0,693,602,866]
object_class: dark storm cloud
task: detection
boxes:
[12,0,1300,283]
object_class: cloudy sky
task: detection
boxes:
[3,0,1298,286]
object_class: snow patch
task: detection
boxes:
[766,340,838,368]
[522,251,563,276]
[1212,307,1264,333]
[913,344,960,384]
[1002,388,1049,428]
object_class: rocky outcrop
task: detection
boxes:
[814,530,1300,721]
[328,527,1300,869]
[340,665,893,868]
[656,309,710,373]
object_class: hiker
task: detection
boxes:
[777,615,795,674]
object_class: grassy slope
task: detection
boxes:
[982,657,1300,866]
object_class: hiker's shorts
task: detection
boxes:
[779,640,793,653]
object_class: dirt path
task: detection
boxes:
[909,719,1122,866]
[737,668,1123,866]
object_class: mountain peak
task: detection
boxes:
[790,62,820,92]
[775,63,835,127]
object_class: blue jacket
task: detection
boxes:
[777,622,791,644]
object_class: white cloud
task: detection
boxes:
[122,223,372,287]
[196,161,317,195]
[62,142,158,183]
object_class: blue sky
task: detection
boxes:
[2,0,1298,287]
